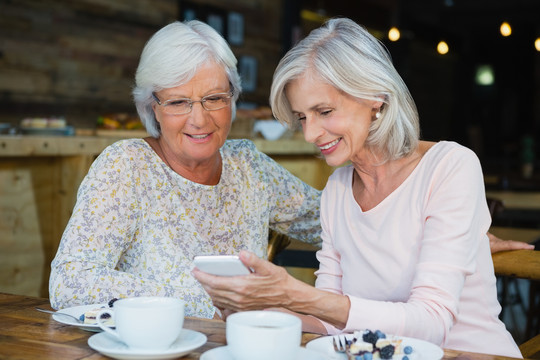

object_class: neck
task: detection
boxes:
[145,137,222,185]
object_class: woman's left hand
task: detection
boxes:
[192,250,294,312]
[488,232,535,253]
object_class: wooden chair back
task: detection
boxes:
[267,229,291,263]
[493,249,540,358]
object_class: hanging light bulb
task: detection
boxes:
[500,22,512,37]
[437,41,449,55]
[388,27,400,41]
[535,37,540,51]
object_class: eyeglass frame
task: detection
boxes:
[152,90,234,115]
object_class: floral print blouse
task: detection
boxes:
[49,139,321,318]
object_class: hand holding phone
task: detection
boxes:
[193,255,251,276]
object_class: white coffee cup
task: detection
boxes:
[96,296,184,351]
[226,311,301,360]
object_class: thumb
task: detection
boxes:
[239,250,274,275]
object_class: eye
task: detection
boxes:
[293,113,306,122]
[204,94,227,103]
[168,99,190,106]
[320,109,333,116]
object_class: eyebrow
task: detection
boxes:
[163,82,232,99]
[291,102,331,114]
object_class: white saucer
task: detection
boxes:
[88,329,207,360]
[200,345,326,360]
[53,303,109,332]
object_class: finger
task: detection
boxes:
[192,267,251,293]
[238,250,277,275]
[503,240,534,251]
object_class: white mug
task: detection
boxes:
[96,296,184,351]
[226,311,301,360]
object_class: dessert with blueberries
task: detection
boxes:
[78,298,118,325]
[347,329,414,360]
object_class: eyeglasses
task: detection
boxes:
[152,91,234,115]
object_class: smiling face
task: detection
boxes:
[152,62,232,170]
[286,72,381,167]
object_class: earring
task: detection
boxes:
[375,110,381,119]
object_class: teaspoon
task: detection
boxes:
[35,307,83,324]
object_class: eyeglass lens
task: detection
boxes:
[160,93,232,115]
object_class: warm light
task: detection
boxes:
[475,65,495,86]
[388,27,400,41]
[535,37,540,51]
[500,22,512,37]
[437,41,449,55]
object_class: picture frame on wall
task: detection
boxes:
[179,0,198,21]
[239,56,258,92]
[207,13,225,35]
[227,12,244,46]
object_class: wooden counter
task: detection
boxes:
[0,135,333,298]
[0,135,322,157]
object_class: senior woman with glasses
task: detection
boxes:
[48,20,321,318]
[194,18,522,357]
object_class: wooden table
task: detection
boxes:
[0,293,525,359]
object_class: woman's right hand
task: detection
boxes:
[193,250,294,312]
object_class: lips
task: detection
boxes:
[187,133,210,139]
[318,138,341,151]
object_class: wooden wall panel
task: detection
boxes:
[0,0,285,126]
[0,163,46,297]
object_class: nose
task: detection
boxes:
[302,117,324,144]
[186,101,210,128]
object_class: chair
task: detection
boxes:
[493,250,540,358]
[487,196,540,357]
[267,229,291,263]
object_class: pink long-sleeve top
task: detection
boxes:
[315,141,522,358]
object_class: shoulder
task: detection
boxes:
[92,139,150,171]
[422,140,479,166]
[221,139,268,166]
[100,138,149,157]
[222,139,258,154]
[419,141,483,188]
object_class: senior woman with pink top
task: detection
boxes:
[194,18,522,358]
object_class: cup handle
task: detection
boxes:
[96,309,120,340]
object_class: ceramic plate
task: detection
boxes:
[306,333,443,360]
[88,329,207,360]
[52,303,111,332]
[200,345,326,360]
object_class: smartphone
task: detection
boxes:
[193,255,251,276]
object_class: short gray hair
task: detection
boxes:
[270,18,419,161]
[133,20,241,137]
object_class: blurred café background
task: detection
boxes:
[0,0,539,346]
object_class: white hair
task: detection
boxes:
[270,18,419,161]
[133,20,241,137]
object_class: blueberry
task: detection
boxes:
[79,314,85,321]
[360,353,373,360]
[404,345,413,354]
[379,344,395,359]
[402,356,409,360]
[375,330,386,339]
[362,330,378,345]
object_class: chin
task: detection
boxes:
[324,156,347,168]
